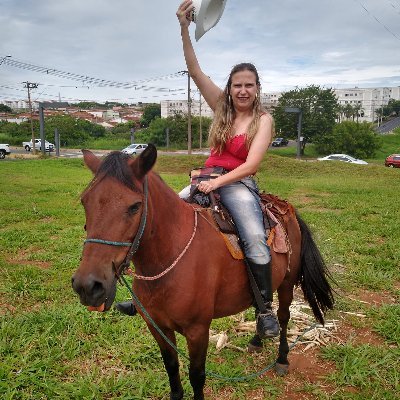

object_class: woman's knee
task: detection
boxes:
[178,185,191,199]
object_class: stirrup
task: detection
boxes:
[256,308,280,339]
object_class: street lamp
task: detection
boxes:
[284,107,303,159]
[0,55,11,66]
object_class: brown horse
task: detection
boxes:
[72,145,334,400]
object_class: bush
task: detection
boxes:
[315,121,381,158]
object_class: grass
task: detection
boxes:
[0,153,399,399]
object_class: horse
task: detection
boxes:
[72,144,334,400]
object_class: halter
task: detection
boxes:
[84,176,149,277]
[83,175,198,280]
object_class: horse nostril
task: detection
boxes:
[71,274,105,303]
[92,280,105,298]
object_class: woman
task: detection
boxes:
[117,0,279,339]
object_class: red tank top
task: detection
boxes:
[205,133,248,171]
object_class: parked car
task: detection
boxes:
[0,143,11,159]
[121,143,148,155]
[23,138,54,152]
[384,154,400,168]
[271,137,289,147]
[317,154,368,165]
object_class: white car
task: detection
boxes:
[22,139,54,152]
[0,143,11,159]
[317,154,368,165]
[121,144,148,155]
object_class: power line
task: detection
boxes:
[1,57,185,89]
[354,0,400,41]
[385,0,400,15]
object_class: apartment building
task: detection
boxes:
[334,87,400,122]
[160,99,214,118]
[0,99,39,111]
[160,91,282,118]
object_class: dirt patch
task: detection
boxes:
[349,289,397,306]
[0,301,17,315]
[338,324,385,347]
[205,387,267,399]
[6,248,52,269]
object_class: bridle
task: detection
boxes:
[84,176,149,278]
[83,175,199,281]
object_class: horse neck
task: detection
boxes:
[133,172,195,276]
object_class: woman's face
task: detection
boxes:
[229,70,258,112]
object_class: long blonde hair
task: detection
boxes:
[208,63,266,153]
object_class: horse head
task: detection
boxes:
[71,144,157,311]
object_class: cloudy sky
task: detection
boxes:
[1,0,400,104]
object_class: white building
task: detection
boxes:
[160,92,282,119]
[0,99,39,111]
[161,99,213,119]
[333,87,400,122]
[261,92,282,111]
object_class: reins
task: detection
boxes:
[83,174,318,382]
[134,211,198,281]
[84,176,149,278]
[84,175,199,281]
[119,272,318,382]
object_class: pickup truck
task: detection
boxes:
[0,143,11,159]
[23,138,54,152]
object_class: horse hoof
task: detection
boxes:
[275,362,289,376]
[170,392,184,400]
[247,343,263,353]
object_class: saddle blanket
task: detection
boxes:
[221,208,289,260]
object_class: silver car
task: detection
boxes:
[121,144,148,156]
[317,154,368,165]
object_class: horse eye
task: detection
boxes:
[83,224,87,231]
[127,202,141,216]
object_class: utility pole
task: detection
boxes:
[199,92,202,150]
[0,55,11,66]
[180,70,192,154]
[24,82,39,153]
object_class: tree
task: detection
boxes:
[272,85,338,153]
[0,104,12,113]
[314,121,381,158]
[111,121,138,135]
[135,113,212,149]
[140,104,161,128]
[44,115,106,146]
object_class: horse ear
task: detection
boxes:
[82,149,101,174]
[131,144,157,180]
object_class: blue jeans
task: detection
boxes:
[179,177,271,264]
[218,177,271,264]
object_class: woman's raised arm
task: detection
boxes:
[177,0,223,111]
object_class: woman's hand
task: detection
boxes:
[197,179,220,194]
[177,0,194,28]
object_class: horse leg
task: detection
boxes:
[185,325,210,400]
[149,326,184,400]
[275,281,294,376]
[247,333,263,353]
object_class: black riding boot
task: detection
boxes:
[248,260,280,338]
[115,301,137,316]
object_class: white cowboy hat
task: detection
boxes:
[191,0,228,41]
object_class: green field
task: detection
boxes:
[1,153,399,399]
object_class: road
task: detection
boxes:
[6,147,210,159]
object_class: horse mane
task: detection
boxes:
[82,152,138,198]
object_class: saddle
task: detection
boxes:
[185,168,291,258]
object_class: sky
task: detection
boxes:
[1,0,400,105]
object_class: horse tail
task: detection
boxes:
[295,212,335,325]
